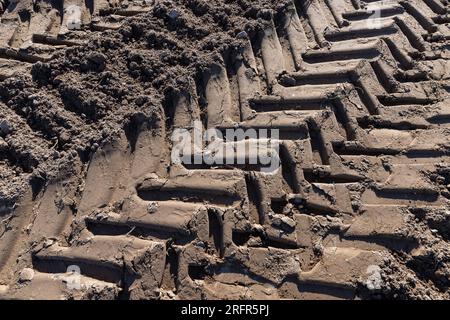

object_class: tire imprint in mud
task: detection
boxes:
[0,0,449,300]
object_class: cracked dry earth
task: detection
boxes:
[0,0,449,300]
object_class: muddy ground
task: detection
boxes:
[0,0,449,300]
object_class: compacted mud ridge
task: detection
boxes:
[0,0,449,300]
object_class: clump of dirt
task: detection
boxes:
[359,217,450,299]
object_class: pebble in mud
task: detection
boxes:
[65,5,82,30]
[147,202,159,214]
[194,241,206,249]
[19,268,35,282]
[168,9,181,20]
[0,119,12,135]
[236,31,248,39]
[365,265,383,291]
[281,216,296,229]
[91,143,99,151]
[43,239,55,248]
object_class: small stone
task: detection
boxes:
[195,241,206,248]
[351,200,360,210]
[25,223,32,233]
[313,242,323,255]
[281,216,296,229]
[282,203,294,215]
[147,202,158,214]
[19,268,35,282]
[280,75,296,86]
[91,143,99,151]
[234,210,245,220]
[236,31,248,39]
[65,5,82,30]
[252,224,264,233]
[247,236,263,247]
[62,197,75,207]
[168,9,180,20]
[365,265,383,291]
[43,239,55,248]
[129,61,139,70]
[95,211,109,220]
[0,119,12,135]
